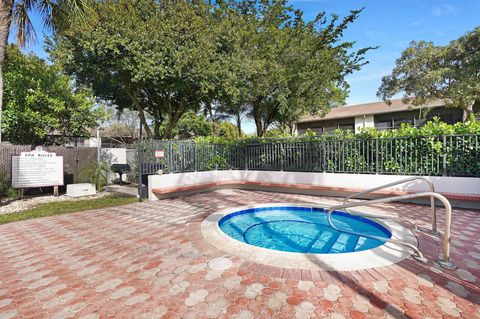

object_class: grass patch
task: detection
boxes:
[0,194,137,225]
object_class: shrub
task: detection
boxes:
[0,173,17,201]
[0,174,7,199]
[79,161,112,191]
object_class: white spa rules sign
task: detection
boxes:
[11,147,64,188]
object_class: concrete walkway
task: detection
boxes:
[104,184,139,197]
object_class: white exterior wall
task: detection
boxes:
[83,137,99,147]
[354,115,375,133]
[101,148,129,182]
[148,170,480,202]
[101,148,127,164]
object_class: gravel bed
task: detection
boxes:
[0,192,110,215]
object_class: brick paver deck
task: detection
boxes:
[0,189,479,319]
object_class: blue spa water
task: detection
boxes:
[219,206,392,254]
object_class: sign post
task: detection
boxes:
[11,147,64,193]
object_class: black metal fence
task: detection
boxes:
[138,134,480,179]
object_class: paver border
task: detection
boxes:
[201,202,418,271]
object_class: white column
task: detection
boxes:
[354,115,375,133]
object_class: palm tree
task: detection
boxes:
[0,0,90,142]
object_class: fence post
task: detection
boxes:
[322,141,326,173]
[375,139,379,174]
[96,128,101,163]
[137,139,143,201]
[215,144,218,171]
[168,141,173,173]
[244,145,248,170]
[280,142,284,171]
[193,141,197,172]
[442,135,447,176]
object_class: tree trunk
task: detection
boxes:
[288,123,294,135]
[462,101,475,122]
[136,106,152,138]
[163,98,189,139]
[164,110,185,139]
[150,110,164,140]
[252,99,265,137]
[122,84,152,137]
[153,121,161,139]
[254,117,263,137]
[0,0,14,143]
[163,117,177,139]
[235,112,242,135]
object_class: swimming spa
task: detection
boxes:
[201,203,417,271]
[218,206,391,254]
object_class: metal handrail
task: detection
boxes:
[327,192,454,269]
[343,177,438,234]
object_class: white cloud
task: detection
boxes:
[431,4,457,16]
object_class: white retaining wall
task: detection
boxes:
[148,170,480,202]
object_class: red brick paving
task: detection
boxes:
[0,189,479,318]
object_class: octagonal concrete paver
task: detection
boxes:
[0,189,479,318]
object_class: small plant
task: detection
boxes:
[6,187,18,200]
[79,161,112,191]
[0,173,17,201]
[0,174,8,200]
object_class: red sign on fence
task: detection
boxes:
[155,149,165,158]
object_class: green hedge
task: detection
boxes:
[139,118,480,177]
[195,116,480,144]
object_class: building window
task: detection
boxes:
[298,127,323,135]
[375,121,392,130]
[338,124,354,131]
[439,114,453,124]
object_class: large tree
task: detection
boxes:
[49,0,222,139]
[377,27,480,121]
[214,1,373,136]
[3,45,103,144]
[50,0,372,138]
[0,0,90,142]
[172,111,212,139]
[101,109,141,146]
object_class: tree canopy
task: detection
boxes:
[49,0,221,139]
[215,1,373,136]
[162,111,241,139]
[3,45,104,144]
[377,27,480,121]
[0,0,92,142]
[49,0,371,138]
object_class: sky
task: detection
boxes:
[10,0,480,133]
[290,0,480,106]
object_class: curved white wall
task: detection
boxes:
[148,170,480,206]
